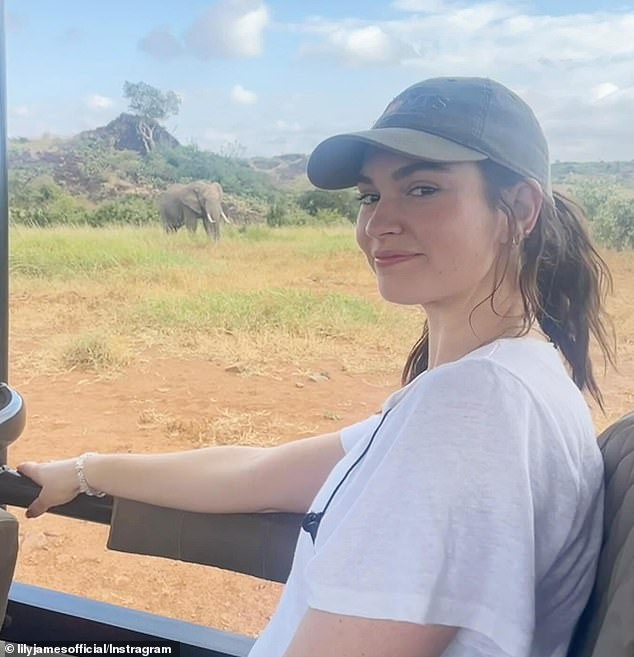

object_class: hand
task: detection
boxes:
[17,458,81,518]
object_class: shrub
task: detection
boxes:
[297,189,358,222]
[9,177,91,226]
[141,145,275,200]
[313,209,349,225]
[592,195,634,250]
[89,196,158,227]
[570,180,619,220]
[570,180,634,250]
[266,203,286,227]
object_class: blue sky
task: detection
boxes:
[5,0,634,161]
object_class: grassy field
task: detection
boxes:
[10,226,634,427]
[10,224,424,379]
[10,223,633,406]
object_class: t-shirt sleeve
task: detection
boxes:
[305,360,538,657]
[339,414,383,453]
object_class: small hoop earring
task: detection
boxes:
[511,234,520,246]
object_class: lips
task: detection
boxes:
[373,251,421,266]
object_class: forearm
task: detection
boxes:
[82,446,264,513]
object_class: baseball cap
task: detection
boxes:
[306,77,550,194]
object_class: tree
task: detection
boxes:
[123,81,181,154]
[297,189,359,222]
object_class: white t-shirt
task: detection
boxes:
[248,338,604,657]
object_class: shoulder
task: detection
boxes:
[406,350,531,413]
[386,351,553,463]
[404,339,574,416]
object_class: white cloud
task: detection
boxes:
[230,84,258,105]
[333,25,400,65]
[11,105,31,117]
[299,21,411,66]
[391,0,450,11]
[85,95,114,110]
[197,128,240,152]
[138,27,184,60]
[591,82,619,102]
[285,4,634,160]
[185,0,270,60]
[275,119,302,132]
[295,5,634,74]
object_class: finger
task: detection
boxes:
[16,461,40,481]
[26,496,48,519]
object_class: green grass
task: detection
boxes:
[10,224,357,279]
[10,225,195,278]
[9,223,421,375]
[137,288,382,335]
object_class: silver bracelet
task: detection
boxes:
[75,452,106,497]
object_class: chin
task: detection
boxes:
[377,283,427,306]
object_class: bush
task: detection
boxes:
[297,189,358,222]
[10,197,90,227]
[266,202,287,227]
[89,196,158,227]
[313,209,349,225]
[570,181,619,220]
[570,181,634,250]
[141,145,275,200]
[9,177,92,226]
[592,196,634,250]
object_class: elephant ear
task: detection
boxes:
[202,182,223,204]
[179,185,203,214]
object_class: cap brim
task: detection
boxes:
[307,127,488,190]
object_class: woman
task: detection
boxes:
[19,77,615,657]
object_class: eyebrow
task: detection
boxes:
[357,161,452,185]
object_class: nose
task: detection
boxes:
[361,198,402,238]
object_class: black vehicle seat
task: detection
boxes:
[0,384,25,631]
[0,509,18,627]
[568,411,634,657]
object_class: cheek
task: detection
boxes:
[355,215,368,250]
[355,218,376,271]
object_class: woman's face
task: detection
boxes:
[355,150,510,308]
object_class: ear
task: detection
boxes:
[505,178,543,240]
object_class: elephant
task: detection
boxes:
[159,181,231,241]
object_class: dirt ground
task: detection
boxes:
[7,341,634,641]
[7,352,398,639]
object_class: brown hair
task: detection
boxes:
[401,159,617,411]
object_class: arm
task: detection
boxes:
[283,609,457,657]
[17,431,345,518]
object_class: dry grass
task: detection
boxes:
[9,225,417,378]
[61,332,130,373]
[9,224,634,428]
[137,407,317,448]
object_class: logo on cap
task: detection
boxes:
[375,91,450,128]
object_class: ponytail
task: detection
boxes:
[530,191,616,410]
[402,162,616,411]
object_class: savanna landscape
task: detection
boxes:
[5,87,634,639]
[6,224,634,638]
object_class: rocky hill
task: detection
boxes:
[77,113,181,155]
[8,115,634,204]
[8,116,285,206]
[249,153,309,188]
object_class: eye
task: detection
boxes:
[408,185,438,197]
[356,192,379,205]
